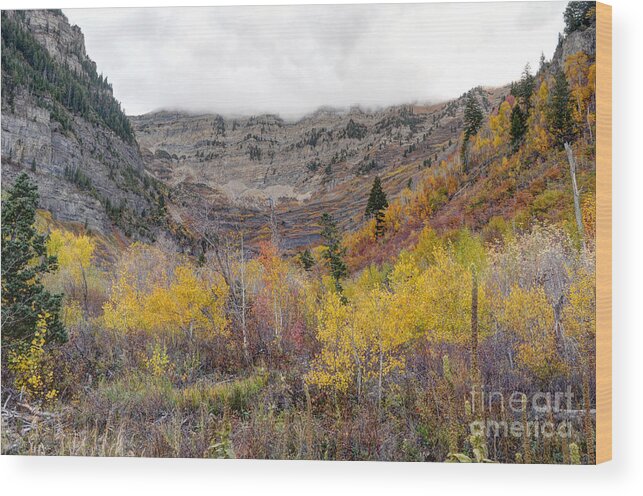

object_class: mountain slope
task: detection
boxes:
[340,13,598,272]
[1,10,168,243]
[132,88,505,250]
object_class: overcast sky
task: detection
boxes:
[63,2,566,119]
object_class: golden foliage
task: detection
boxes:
[145,342,171,377]
[47,229,95,278]
[501,285,566,381]
[489,100,512,148]
[306,291,355,393]
[526,80,552,155]
[256,241,305,347]
[563,265,596,358]
[45,228,98,298]
[416,247,489,345]
[383,200,404,234]
[8,312,59,403]
[307,276,413,397]
[103,243,229,339]
[565,51,596,139]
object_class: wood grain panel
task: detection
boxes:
[595,1,612,464]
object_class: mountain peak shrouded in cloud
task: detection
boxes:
[64,2,566,119]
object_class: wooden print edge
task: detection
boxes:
[595,1,612,464]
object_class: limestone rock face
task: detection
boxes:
[551,24,596,73]
[2,88,147,234]
[132,88,504,249]
[1,10,163,241]
[16,9,89,76]
[133,105,461,203]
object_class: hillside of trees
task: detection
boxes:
[1,3,597,463]
[1,10,135,144]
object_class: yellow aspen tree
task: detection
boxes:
[383,200,404,234]
[416,247,490,345]
[102,243,169,333]
[46,229,94,280]
[353,287,413,407]
[46,229,96,312]
[309,272,416,404]
[103,244,228,339]
[563,265,596,463]
[526,80,551,155]
[501,285,567,381]
[563,267,595,352]
[102,263,148,333]
[489,100,512,148]
[8,312,58,403]
[408,226,444,269]
[144,264,229,339]
[388,251,425,334]
[564,52,595,141]
[306,291,356,395]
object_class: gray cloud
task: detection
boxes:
[63,2,566,119]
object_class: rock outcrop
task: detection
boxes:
[550,23,596,73]
[132,88,505,249]
[1,10,167,241]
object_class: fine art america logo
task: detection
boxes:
[468,386,577,439]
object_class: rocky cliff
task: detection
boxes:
[132,88,505,249]
[1,10,167,241]
[550,22,596,74]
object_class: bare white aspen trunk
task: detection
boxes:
[564,142,587,252]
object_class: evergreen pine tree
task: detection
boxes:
[563,1,596,34]
[463,92,483,142]
[365,176,389,239]
[365,176,388,219]
[319,213,348,296]
[510,105,527,149]
[513,64,535,112]
[506,65,534,151]
[461,91,483,170]
[1,173,66,344]
[374,210,387,239]
[298,248,315,271]
[547,71,575,148]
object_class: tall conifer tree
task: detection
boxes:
[547,71,575,148]
[1,173,66,344]
[319,213,348,296]
[365,176,389,239]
